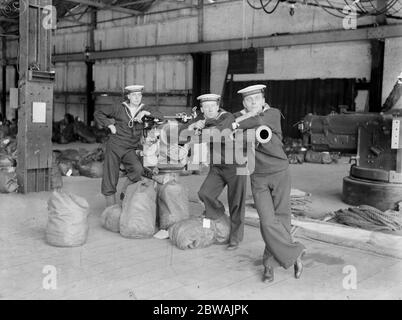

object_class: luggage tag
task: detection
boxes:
[202,218,211,229]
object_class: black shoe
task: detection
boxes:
[226,243,239,251]
[263,266,274,283]
[294,250,306,279]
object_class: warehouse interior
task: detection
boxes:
[1,0,402,300]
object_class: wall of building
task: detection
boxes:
[1,0,401,123]
[51,2,199,120]
[49,1,400,120]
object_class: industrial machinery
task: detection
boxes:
[299,73,402,211]
[141,109,273,174]
[140,112,197,173]
[343,112,402,211]
[298,111,382,153]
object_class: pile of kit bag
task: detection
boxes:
[0,117,106,193]
[52,113,108,144]
[0,135,18,193]
[101,177,231,249]
[54,147,105,179]
[46,191,90,247]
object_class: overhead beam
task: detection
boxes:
[51,24,402,63]
[61,0,142,15]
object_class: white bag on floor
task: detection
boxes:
[168,217,215,250]
[46,191,90,247]
[101,204,122,233]
[169,214,231,250]
[157,180,189,230]
[213,214,231,244]
[119,179,157,238]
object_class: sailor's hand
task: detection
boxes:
[179,113,190,123]
[235,111,259,123]
[135,110,151,123]
[108,124,117,134]
[193,120,205,130]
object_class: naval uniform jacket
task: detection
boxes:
[180,109,243,167]
[94,101,163,150]
[234,104,288,174]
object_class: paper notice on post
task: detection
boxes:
[32,102,47,123]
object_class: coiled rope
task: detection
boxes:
[333,205,402,232]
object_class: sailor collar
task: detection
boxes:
[122,101,145,128]
[206,109,227,121]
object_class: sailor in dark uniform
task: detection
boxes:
[232,84,306,282]
[94,85,163,207]
[181,94,247,250]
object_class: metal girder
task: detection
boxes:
[52,24,402,63]
[61,0,142,15]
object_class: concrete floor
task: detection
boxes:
[0,153,401,299]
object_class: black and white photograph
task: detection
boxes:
[0,0,401,303]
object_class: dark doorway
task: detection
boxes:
[223,78,356,138]
[191,52,211,108]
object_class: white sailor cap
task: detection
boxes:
[197,93,221,103]
[125,85,144,93]
[237,84,266,97]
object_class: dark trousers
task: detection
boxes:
[198,165,247,245]
[251,169,305,269]
[101,140,144,196]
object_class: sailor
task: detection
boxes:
[182,94,247,250]
[94,85,163,207]
[232,84,306,282]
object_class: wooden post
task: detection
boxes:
[369,0,388,112]
[369,0,387,112]
[86,8,96,125]
[17,0,54,193]
[369,39,385,112]
[1,37,6,121]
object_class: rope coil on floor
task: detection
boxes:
[332,205,402,232]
